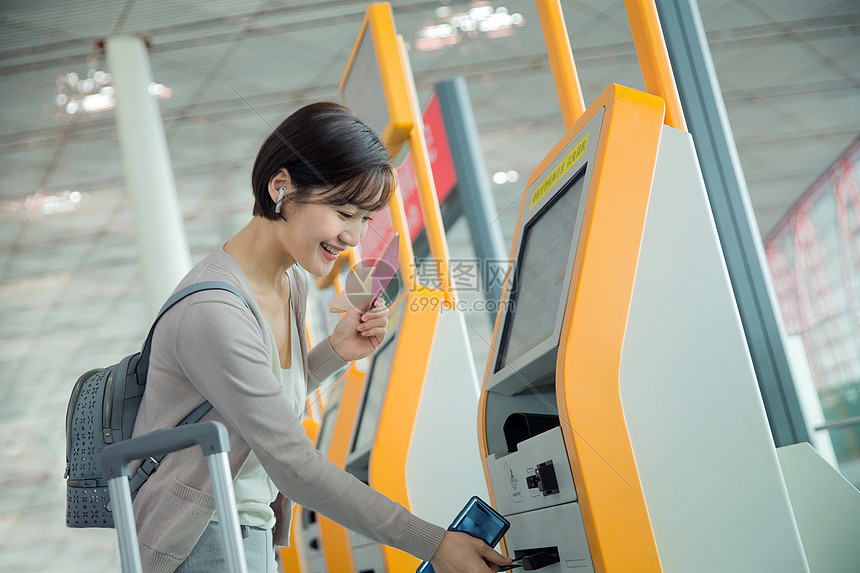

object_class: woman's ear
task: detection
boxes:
[268,168,292,214]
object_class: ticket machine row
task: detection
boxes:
[285,80,849,573]
[281,0,860,565]
[295,281,489,573]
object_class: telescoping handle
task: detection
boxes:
[100,421,248,573]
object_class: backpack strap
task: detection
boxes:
[126,281,251,501]
[135,281,251,380]
[127,401,214,498]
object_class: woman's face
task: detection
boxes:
[279,198,376,277]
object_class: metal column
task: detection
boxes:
[435,78,508,317]
[106,35,191,318]
[656,0,809,445]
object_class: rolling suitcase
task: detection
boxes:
[100,421,248,573]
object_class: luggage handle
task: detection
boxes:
[101,421,248,573]
[101,420,230,478]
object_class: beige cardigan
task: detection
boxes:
[131,247,445,573]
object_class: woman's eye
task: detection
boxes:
[363,216,373,222]
[338,211,353,219]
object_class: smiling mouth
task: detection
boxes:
[321,242,340,256]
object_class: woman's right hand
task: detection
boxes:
[429,531,513,573]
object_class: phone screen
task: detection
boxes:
[416,497,509,573]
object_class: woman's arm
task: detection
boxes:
[177,294,509,569]
[306,336,348,392]
[175,295,443,559]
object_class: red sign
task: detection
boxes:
[360,93,457,263]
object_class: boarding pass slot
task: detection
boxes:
[506,503,594,572]
[487,426,576,516]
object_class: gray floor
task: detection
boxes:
[1,371,121,571]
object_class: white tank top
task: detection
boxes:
[213,305,306,529]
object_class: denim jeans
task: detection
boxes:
[175,520,277,573]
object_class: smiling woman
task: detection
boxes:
[129,102,509,573]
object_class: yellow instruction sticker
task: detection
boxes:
[530,134,588,209]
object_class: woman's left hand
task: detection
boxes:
[329,297,389,361]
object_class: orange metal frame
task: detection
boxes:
[535,0,586,128]
[316,363,368,572]
[624,0,687,131]
[554,87,664,572]
[371,286,444,571]
[315,284,440,573]
[338,4,418,293]
[340,3,413,153]
[536,0,686,131]
[338,3,454,304]
[396,34,455,306]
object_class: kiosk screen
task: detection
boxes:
[497,168,586,370]
[351,336,398,454]
[316,405,339,456]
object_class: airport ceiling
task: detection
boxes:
[0,0,858,403]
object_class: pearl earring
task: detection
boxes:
[274,187,286,214]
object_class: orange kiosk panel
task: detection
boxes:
[478,84,665,572]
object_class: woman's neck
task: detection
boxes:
[225,216,294,293]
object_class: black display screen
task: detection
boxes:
[351,335,398,454]
[496,167,587,371]
[315,405,339,456]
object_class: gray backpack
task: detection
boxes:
[64,281,249,528]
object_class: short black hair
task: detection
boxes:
[251,102,395,219]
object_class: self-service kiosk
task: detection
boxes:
[314,361,367,573]
[343,326,400,571]
[479,83,809,572]
[300,402,341,573]
[340,286,491,572]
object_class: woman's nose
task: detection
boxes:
[341,221,361,247]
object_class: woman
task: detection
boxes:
[131,102,511,573]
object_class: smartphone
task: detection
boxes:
[416,496,510,573]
